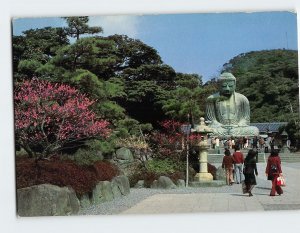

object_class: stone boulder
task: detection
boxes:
[91,176,130,205]
[216,166,226,181]
[111,175,130,197]
[79,194,91,209]
[150,180,158,189]
[134,180,145,188]
[111,181,122,199]
[115,147,134,161]
[176,179,186,188]
[92,181,114,205]
[17,184,80,216]
[156,176,177,189]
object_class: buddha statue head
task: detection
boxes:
[219,72,236,97]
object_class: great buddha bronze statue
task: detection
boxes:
[205,72,259,137]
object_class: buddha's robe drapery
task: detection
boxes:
[206,92,259,137]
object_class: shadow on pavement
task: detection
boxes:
[252,193,270,196]
[230,194,248,197]
[255,186,271,190]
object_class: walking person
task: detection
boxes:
[243,149,258,196]
[270,136,275,151]
[222,149,235,185]
[211,137,216,149]
[232,145,244,184]
[259,137,265,152]
[215,137,220,154]
[265,149,283,196]
[252,136,258,149]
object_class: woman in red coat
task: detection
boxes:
[265,149,283,196]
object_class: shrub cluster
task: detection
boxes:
[146,159,178,174]
[128,159,185,188]
[16,157,120,197]
[92,161,120,181]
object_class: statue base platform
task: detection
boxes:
[189,180,226,187]
[194,172,213,182]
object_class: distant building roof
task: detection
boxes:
[250,122,288,133]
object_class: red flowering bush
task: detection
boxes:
[14,79,111,159]
[150,120,184,159]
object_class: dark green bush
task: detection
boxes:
[146,158,182,174]
[72,148,103,166]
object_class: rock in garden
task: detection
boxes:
[150,180,158,189]
[157,176,177,189]
[115,147,134,161]
[79,193,91,209]
[111,175,130,195]
[176,179,186,188]
[134,180,145,188]
[92,181,114,204]
[17,184,80,216]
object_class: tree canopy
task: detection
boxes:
[222,49,299,123]
[13,17,299,153]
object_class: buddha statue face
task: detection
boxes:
[220,79,236,96]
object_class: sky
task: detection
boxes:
[12,12,298,82]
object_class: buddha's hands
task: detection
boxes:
[238,120,248,127]
[210,120,223,128]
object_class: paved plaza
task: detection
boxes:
[121,162,300,214]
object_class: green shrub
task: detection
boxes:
[128,171,143,187]
[146,159,181,174]
[86,139,115,156]
[72,148,103,166]
[15,148,28,158]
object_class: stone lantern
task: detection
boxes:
[191,117,214,182]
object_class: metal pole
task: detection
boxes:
[186,133,189,187]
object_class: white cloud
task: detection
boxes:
[89,15,140,38]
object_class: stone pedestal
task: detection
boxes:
[194,172,213,181]
[281,145,290,154]
[194,141,213,182]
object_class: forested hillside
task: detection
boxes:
[222,49,299,123]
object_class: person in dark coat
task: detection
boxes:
[222,149,235,185]
[265,149,283,196]
[243,149,258,196]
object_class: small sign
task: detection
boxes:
[180,124,191,135]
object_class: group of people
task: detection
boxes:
[221,145,283,197]
[210,136,272,151]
